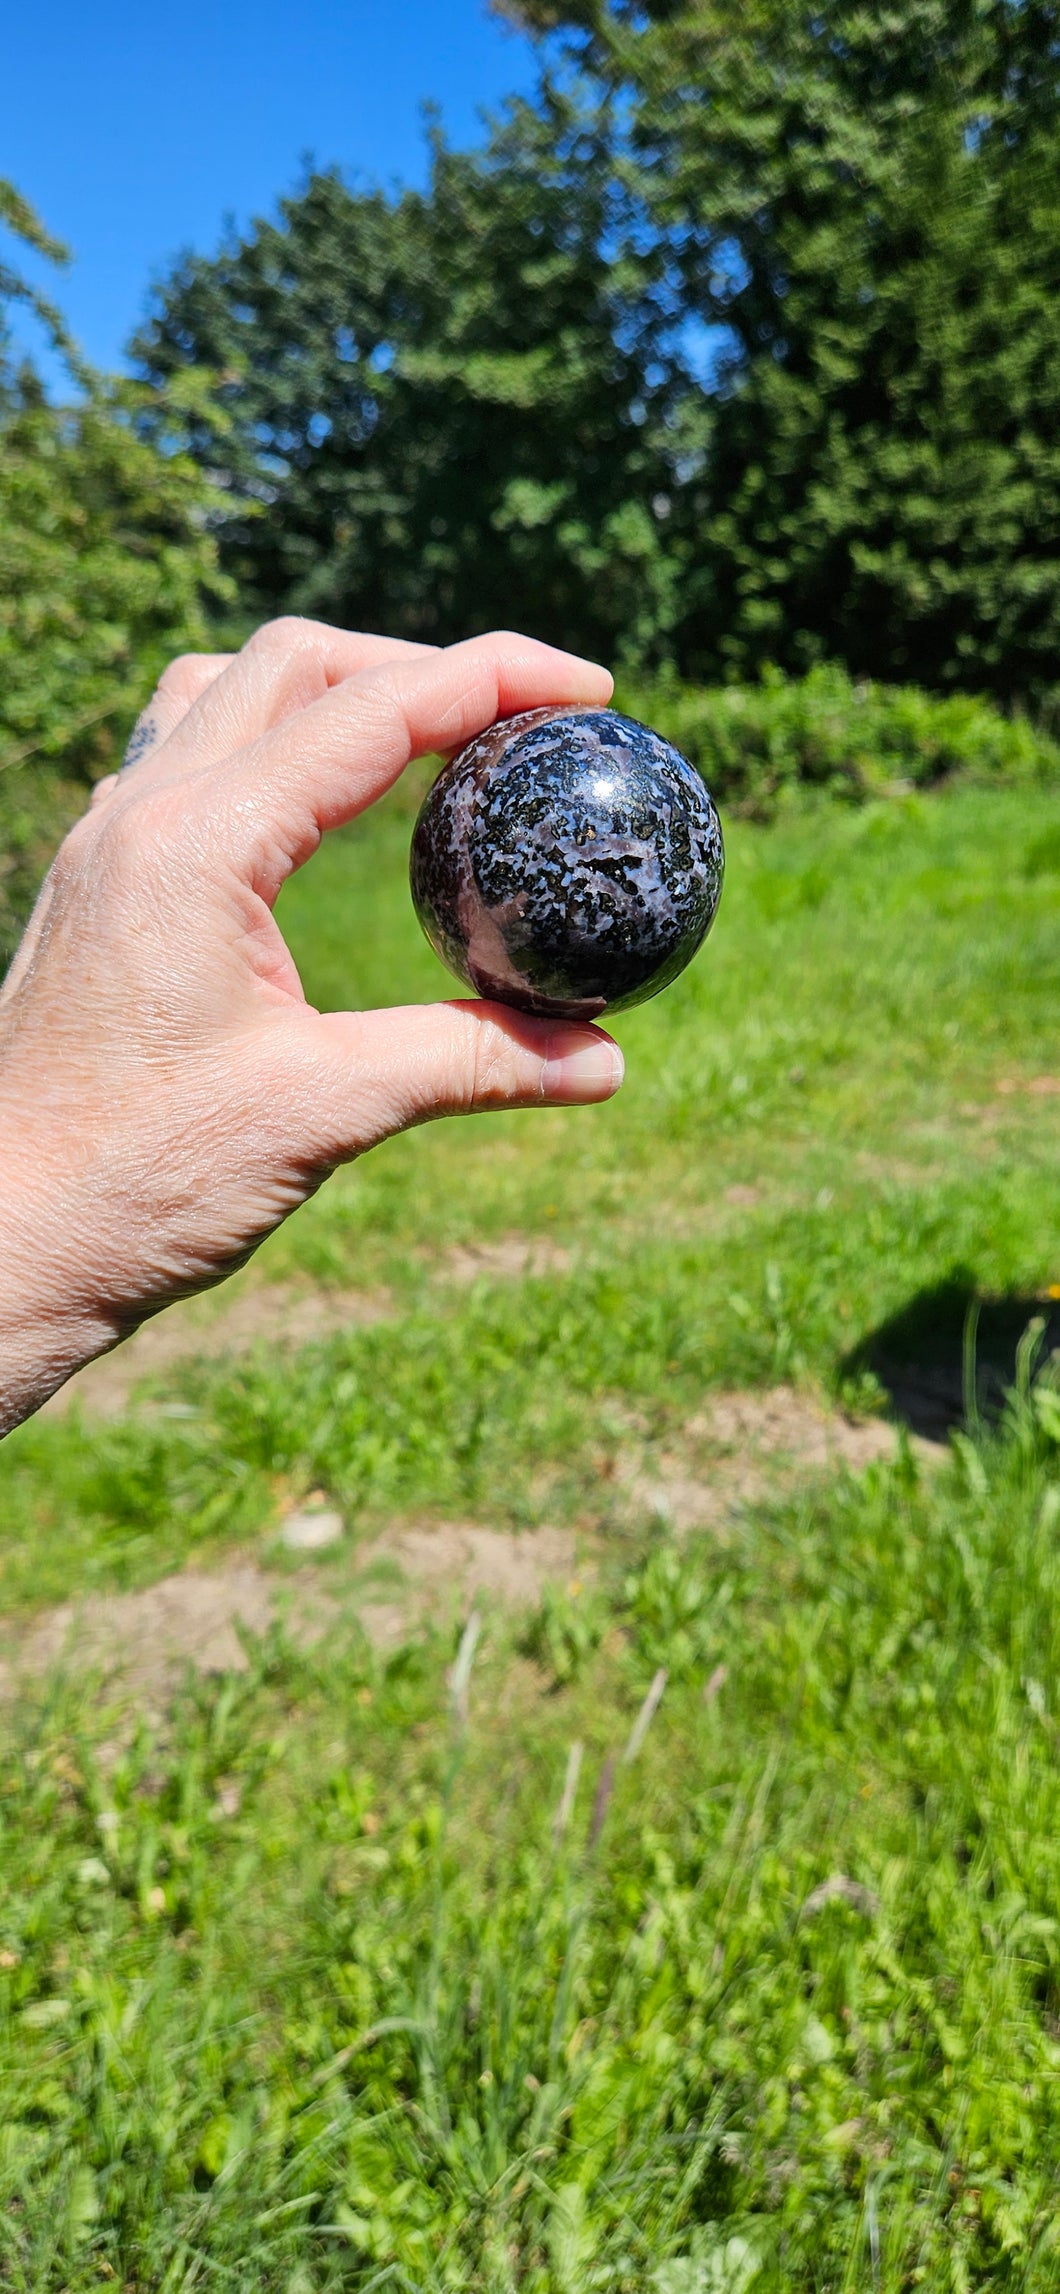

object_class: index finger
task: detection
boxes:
[208,630,614,899]
[147,621,438,780]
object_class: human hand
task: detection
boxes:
[0,620,622,1433]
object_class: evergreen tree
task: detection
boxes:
[132,94,692,666]
[499,1,1060,699]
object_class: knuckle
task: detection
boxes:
[469,1019,519,1108]
[247,613,318,660]
[156,652,204,700]
[93,788,175,884]
[94,803,150,875]
[37,784,174,912]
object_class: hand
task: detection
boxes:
[0,620,623,1433]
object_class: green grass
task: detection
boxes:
[1,775,1059,2286]
[1,779,1057,1611]
[3,1396,1060,2288]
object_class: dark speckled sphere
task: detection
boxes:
[409,706,724,1020]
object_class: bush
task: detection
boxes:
[0,375,233,970]
[0,769,85,975]
[620,662,1060,817]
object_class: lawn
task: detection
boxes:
[0,771,1058,2288]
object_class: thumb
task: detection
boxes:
[289,999,624,1159]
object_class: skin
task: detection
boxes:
[0,619,623,1437]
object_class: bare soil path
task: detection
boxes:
[2,1377,934,1707]
[0,1525,579,1707]
[40,1277,391,1421]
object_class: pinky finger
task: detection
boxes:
[120,652,236,774]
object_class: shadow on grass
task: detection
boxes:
[843,1270,1060,1441]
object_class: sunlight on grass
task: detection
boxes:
[2,1394,1060,2285]
[1,779,1058,2287]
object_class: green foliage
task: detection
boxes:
[0,190,231,969]
[507,0,1060,701]
[0,376,230,772]
[0,175,72,362]
[0,778,1058,2279]
[620,664,1060,816]
[521,1576,610,1684]
[132,94,685,665]
[3,1405,1060,2283]
[0,765,81,986]
[2,780,1057,1615]
[132,5,1060,698]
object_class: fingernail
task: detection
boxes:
[542,1036,624,1104]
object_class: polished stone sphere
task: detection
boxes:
[409,706,724,1020]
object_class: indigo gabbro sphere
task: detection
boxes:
[409,706,724,1020]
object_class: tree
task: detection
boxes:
[0,177,74,376]
[0,183,229,966]
[498,1,1060,700]
[132,93,693,667]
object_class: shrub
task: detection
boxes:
[0,380,230,969]
[0,182,230,971]
[620,662,1060,817]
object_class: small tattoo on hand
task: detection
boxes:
[122,714,159,771]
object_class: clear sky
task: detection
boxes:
[3,1,537,382]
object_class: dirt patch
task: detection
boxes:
[442,1236,571,1285]
[853,1152,940,1189]
[5,1376,938,1702]
[699,1385,910,1468]
[42,1240,573,1421]
[0,1525,578,1701]
[621,1384,933,1531]
[360,1521,575,1608]
[355,1523,576,1649]
[41,1280,391,1420]
[996,1075,1060,1099]
[0,1567,290,1705]
[954,1078,1060,1130]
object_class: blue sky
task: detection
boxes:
[3,1,537,383]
